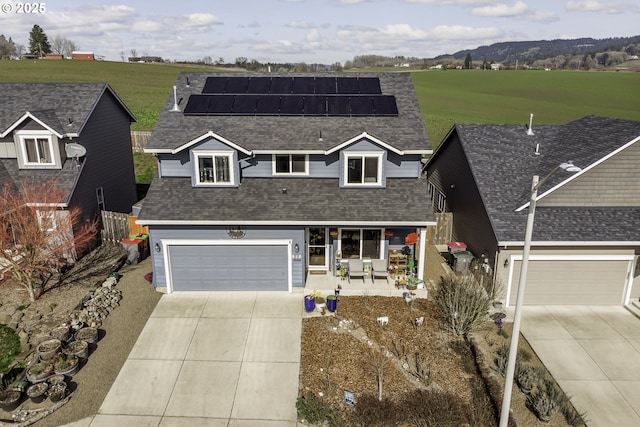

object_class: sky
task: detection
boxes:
[0,0,638,64]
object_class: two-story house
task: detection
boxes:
[0,83,138,241]
[136,73,435,292]
[425,115,640,306]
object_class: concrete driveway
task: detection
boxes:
[87,291,303,427]
[521,306,640,427]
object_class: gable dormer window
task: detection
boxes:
[194,151,234,185]
[273,154,308,175]
[20,135,54,165]
[344,152,383,186]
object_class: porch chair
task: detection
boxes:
[371,259,389,284]
[348,259,366,283]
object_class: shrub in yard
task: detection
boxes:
[527,378,563,422]
[434,274,491,337]
[0,324,21,374]
[295,392,342,426]
[404,389,473,426]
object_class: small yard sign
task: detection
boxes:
[344,390,355,406]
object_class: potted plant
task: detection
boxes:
[516,365,538,395]
[53,353,80,377]
[37,338,62,361]
[50,325,71,342]
[48,381,67,402]
[75,326,98,345]
[0,390,21,412]
[326,294,337,312]
[26,382,49,403]
[64,339,89,359]
[26,361,52,383]
[304,290,320,312]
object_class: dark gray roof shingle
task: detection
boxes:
[137,177,435,225]
[146,72,430,153]
[453,116,640,243]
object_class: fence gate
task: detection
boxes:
[427,212,452,245]
[100,211,130,243]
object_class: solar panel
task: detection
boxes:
[247,77,272,94]
[183,95,212,114]
[373,95,399,115]
[304,96,327,115]
[207,95,235,114]
[315,77,337,94]
[232,95,258,114]
[202,78,227,94]
[225,77,250,94]
[327,96,350,115]
[270,77,293,94]
[336,77,359,94]
[293,77,315,94]
[349,96,375,115]
[358,77,382,94]
[279,95,304,114]
[255,95,281,114]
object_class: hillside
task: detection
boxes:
[434,35,640,69]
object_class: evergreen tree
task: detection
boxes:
[0,34,17,59]
[464,53,472,69]
[28,25,51,57]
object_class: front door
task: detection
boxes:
[308,228,328,270]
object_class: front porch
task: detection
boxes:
[303,271,432,298]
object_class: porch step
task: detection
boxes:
[625,300,640,320]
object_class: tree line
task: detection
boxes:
[0,25,77,59]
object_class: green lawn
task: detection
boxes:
[413,70,640,146]
[2,61,638,146]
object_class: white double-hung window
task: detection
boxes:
[194,151,234,185]
[344,152,383,185]
[18,132,55,166]
[273,154,308,175]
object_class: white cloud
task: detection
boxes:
[306,29,321,42]
[405,0,495,5]
[566,0,629,14]
[472,1,529,17]
[287,21,315,29]
[527,10,559,22]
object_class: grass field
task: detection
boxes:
[1,61,639,146]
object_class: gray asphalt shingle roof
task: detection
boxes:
[452,116,640,243]
[137,177,433,224]
[0,83,133,136]
[146,72,430,153]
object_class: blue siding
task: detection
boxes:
[240,154,271,177]
[149,226,305,289]
[309,153,339,177]
[386,152,421,178]
[158,151,191,177]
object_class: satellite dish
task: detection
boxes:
[65,143,87,158]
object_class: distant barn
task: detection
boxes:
[72,51,95,60]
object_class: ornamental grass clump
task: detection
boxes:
[434,275,491,337]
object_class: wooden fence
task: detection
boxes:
[100,211,130,243]
[131,131,152,153]
[427,212,453,245]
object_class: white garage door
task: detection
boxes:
[509,258,632,305]
[166,240,290,292]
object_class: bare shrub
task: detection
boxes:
[434,274,491,336]
[350,394,399,426]
[404,389,473,426]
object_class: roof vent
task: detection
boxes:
[534,143,540,155]
[186,77,190,88]
[526,113,534,136]
[282,188,287,194]
[170,85,180,112]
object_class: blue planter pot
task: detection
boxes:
[304,297,316,312]
[326,297,337,312]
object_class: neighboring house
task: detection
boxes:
[71,52,95,61]
[490,63,501,70]
[137,72,435,292]
[0,83,138,241]
[425,115,640,306]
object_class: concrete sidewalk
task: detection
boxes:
[520,305,640,427]
[68,291,304,427]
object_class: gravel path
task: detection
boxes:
[33,257,162,427]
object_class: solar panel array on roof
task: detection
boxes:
[184,76,397,116]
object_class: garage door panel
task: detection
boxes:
[509,260,628,305]
[169,244,288,291]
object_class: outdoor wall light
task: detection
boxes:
[154,243,161,253]
[294,243,300,253]
[503,259,509,268]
